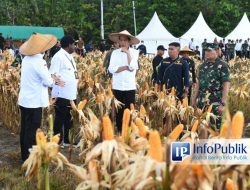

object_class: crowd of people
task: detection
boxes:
[0,33,112,64]
[0,30,242,162]
[0,33,16,58]
[195,37,250,61]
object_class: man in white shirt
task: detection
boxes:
[49,36,78,145]
[18,33,64,161]
[235,39,242,58]
[189,38,196,51]
[108,30,139,132]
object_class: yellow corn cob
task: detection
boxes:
[130,103,135,111]
[102,116,114,140]
[160,91,165,99]
[162,84,166,92]
[140,105,146,117]
[108,88,113,97]
[231,111,244,139]
[220,123,229,138]
[77,99,87,110]
[168,124,184,140]
[36,128,47,146]
[135,118,147,138]
[52,134,60,144]
[191,120,199,132]
[170,87,175,96]
[96,94,101,104]
[207,105,213,113]
[103,94,107,102]
[148,130,163,162]
[183,97,188,108]
[85,72,90,82]
[145,82,150,91]
[122,109,131,141]
[226,178,236,190]
[192,165,204,178]
[177,100,182,108]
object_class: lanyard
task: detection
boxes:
[64,54,76,71]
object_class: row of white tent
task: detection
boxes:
[137,12,250,53]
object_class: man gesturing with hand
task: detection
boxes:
[108,30,140,132]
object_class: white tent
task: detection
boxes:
[180,12,221,48]
[226,13,250,40]
[137,12,178,54]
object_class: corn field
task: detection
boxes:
[0,50,250,190]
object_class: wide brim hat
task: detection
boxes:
[20,33,57,56]
[179,46,196,56]
[109,30,140,45]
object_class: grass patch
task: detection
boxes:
[0,163,77,190]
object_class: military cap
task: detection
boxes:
[157,45,167,51]
[204,43,219,51]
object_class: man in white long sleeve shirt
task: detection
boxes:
[108,30,139,132]
[49,36,78,145]
[18,33,64,161]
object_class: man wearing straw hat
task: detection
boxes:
[179,46,197,103]
[108,30,140,132]
[49,36,78,146]
[18,33,65,161]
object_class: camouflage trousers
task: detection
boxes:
[198,99,222,130]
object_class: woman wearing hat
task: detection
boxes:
[18,33,64,161]
[180,46,196,103]
[108,30,140,132]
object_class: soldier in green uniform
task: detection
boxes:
[191,43,230,130]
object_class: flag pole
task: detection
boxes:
[132,1,137,36]
[101,0,104,39]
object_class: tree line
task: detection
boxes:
[0,0,249,45]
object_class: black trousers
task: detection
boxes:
[242,51,248,59]
[20,106,42,161]
[54,98,74,144]
[236,51,241,58]
[113,90,135,132]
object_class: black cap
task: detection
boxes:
[169,42,180,47]
[157,45,167,51]
[204,43,219,51]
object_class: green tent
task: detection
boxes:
[0,26,64,40]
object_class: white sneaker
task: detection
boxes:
[63,143,70,147]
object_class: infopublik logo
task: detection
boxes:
[171,140,250,165]
[171,142,191,162]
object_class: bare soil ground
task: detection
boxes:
[0,123,80,190]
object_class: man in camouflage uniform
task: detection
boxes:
[192,43,230,130]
